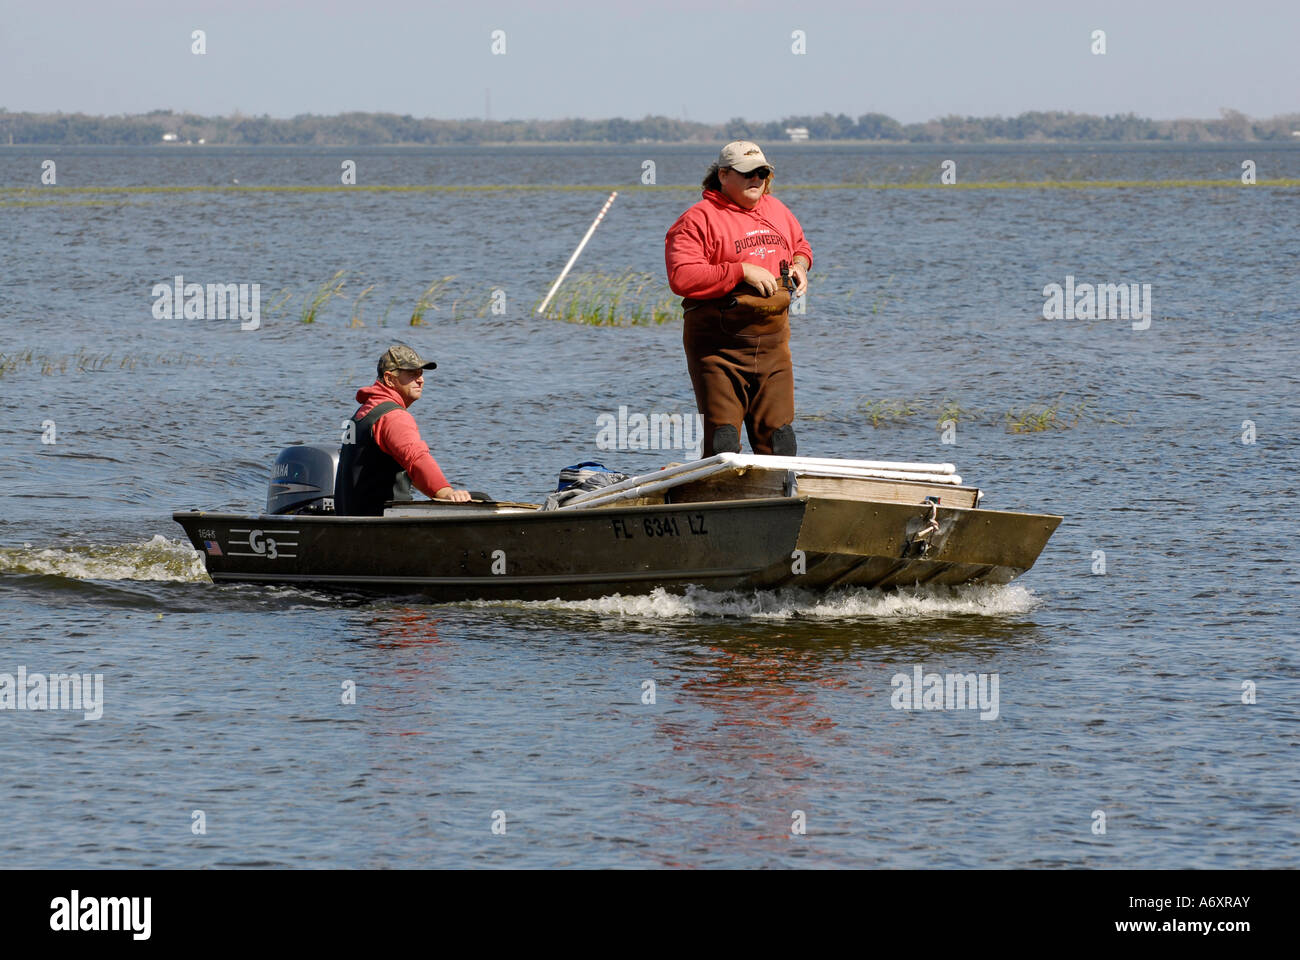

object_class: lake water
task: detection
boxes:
[1,143,1297,868]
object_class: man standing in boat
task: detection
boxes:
[665,141,812,457]
[334,344,471,516]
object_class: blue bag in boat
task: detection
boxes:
[542,462,631,511]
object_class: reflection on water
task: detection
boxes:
[360,608,444,649]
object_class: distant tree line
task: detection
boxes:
[1,107,1296,145]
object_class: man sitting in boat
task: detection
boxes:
[334,344,471,516]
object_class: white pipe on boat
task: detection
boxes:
[558,455,964,510]
[561,459,963,511]
[720,453,957,474]
[560,453,959,510]
[801,468,964,484]
[566,469,963,511]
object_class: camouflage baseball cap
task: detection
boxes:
[377,343,437,376]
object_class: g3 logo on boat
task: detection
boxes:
[248,529,278,559]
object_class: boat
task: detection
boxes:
[172,445,1061,601]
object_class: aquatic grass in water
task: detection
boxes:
[1005,405,1061,433]
[859,398,919,427]
[1000,396,1128,432]
[2,349,213,376]
[937,399,985,429]
[129,271,510,330]
[262,287,293,318]
[871,273,897,315]
[300,270,348,324]
[1004,394,1111,433]
[0,350,35,378]
[350,284,375,327]
[410,276,457,326]
[852,394,1128,433]
[541,270,678,326]
[74,351,115,373]
[1003,394,1110,433]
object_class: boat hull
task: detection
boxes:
[173,496,1061,601]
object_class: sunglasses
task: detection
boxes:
[730,166,771,180]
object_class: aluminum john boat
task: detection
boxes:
[173,446,1061,601]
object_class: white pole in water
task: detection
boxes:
[536,191,618,314]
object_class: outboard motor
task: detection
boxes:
[266,444,340,515]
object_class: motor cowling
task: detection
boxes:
[266,444,340,515]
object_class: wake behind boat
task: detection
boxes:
[173,447,1061,601]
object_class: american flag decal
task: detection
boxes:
[203,540,223,556]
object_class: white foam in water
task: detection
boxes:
[0,535,209,582]
[522,582,1040,620]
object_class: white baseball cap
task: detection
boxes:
[718,140,772,173]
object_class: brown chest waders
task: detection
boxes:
[681,284,797,457]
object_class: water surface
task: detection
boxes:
[1,144,1297,867]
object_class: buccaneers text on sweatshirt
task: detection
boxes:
[665,190,814,300]
[352,381,451,495]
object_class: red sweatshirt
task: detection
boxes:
[665,190,813,300]
[352,381,451,496]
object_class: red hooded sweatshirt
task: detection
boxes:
[665,190,813,300]
[352,381,451,496]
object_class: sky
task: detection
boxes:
[1,0,1297,123]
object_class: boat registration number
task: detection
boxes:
[610,514,709,539]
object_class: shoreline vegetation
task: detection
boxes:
[5,181,1299,200]
[2,108,1298,146]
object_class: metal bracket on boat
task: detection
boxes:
[902,497,944,559]
[782,470,798,497]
